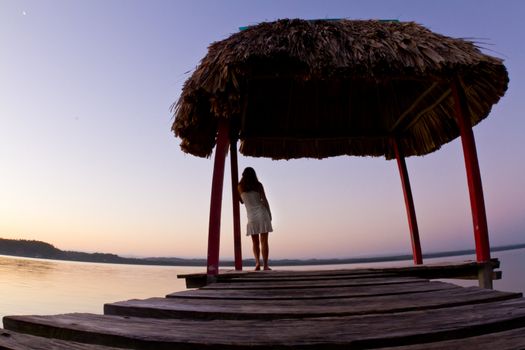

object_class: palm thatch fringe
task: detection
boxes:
[172,19,508,160]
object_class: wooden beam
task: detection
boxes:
[206,120,230,277]
[390,82,439,133]
[393,139,423,265]
[451,78,491,264]
[230,139,242,271]
[404,88,451,132]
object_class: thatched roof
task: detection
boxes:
[172,19,508,160]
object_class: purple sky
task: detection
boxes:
[1,0,523,259]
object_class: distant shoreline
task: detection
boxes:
[1,238,524,267]
[248,243,525,266]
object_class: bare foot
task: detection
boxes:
[254,265,261,271]
[263,266,272,271]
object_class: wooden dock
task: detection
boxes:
[2,260,525,349]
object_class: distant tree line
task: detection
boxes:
[0,238,169,265]
[1,237,524,267]
[0,238,61,258]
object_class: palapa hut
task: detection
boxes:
[172,19,508,284]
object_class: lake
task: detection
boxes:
[1,248,524,327]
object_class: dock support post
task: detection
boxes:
[393,139,423,265]
[478,263,494,289]
[206,120,230,278]
[230,139,242,271]
[451,78,492,288]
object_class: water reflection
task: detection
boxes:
[0,255,56,275]
[0,255,201,326]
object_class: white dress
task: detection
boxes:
[240,191,273,236]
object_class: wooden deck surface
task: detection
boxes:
[2,261,525,349]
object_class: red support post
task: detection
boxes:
[206,120,230,277]
[451,79,491,262]
[230,139,243,270]
[393,139,423,265]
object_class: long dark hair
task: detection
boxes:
[238,167,262,193]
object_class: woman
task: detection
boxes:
[238,167,273,271]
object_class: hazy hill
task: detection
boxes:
[0,238,61,259]
[0,238,177,265]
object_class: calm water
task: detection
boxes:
[1,248,524,326]
[0,256,201,326]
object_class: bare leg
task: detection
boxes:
[260,232,270,270]
[251,234,261,270]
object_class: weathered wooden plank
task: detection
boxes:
[5,298,525,349]
[0,329,127,350]
[105,287,521,320]
[178,269,248,280]
[167,280,459,300]
[179,260,500,287]
[180,261,500,280]
[380,259,500,279]
[203,276,426,290]
[226,272,398,283]
[375,326,525,350]
[178,268,382,281]
[229,268,393,278]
